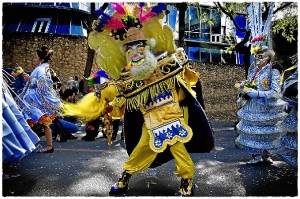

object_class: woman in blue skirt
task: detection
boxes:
[17,46,61,153]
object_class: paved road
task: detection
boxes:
[2,121,297,196]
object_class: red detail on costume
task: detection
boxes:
[38,114,55,127]
[27,119,36,127]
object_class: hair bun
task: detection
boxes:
[37,46,53,62]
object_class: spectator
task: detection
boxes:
[66,76,79,94]
[63,89,76,103]
[51,116,78,142]
[50,69,62,95]
[82,117,102,141]
[78,78,85,99]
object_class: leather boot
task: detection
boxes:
[175,178,195,196]
[109,171,132,195]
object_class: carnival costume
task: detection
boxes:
[278,67,298,168]
[235,2,288,165]
[62,3,214,196]
[15,47,61,154]
[17,62,61,127]
[83,69,122,143]
[2,79,40,162]
[235,60,288,163]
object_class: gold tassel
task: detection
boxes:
[111,96,126,108]
[125,76,177,110]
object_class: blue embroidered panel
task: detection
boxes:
[143,90,173,111]
[151,119,189,150]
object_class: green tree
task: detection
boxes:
[214,2,297,72]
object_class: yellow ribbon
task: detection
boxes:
[125,60,132,71]
[280,65,298,85]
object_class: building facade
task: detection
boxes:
[3,2,90,36]
[2,2,94,87]
[165,4,238,64]
[2,3,243,86]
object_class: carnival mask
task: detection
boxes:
[254,52,268,67]
[126,42,157,81]
[126,42,146,65]
[175,48,188,65]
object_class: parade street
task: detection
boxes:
[3,121,297,197]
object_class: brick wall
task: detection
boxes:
[191,62,246,121]
[2,32,246,121]
[2,32,98,89]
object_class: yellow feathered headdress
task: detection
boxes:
[88,3,176,80]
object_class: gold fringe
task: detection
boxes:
[126,76,177,110]
[111,96,126,108]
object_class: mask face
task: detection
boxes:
[126,42,146,66]
[125,42,157,81]
[254,52,268,67]
[175,50,187,65]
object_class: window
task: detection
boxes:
[71,18,83,35]
[211,9,221,34]
[200,48,210,62]
[211,35,221,43]
[4,17,21,32]
[200,7,210,42]
[32,18,51,33]
[56,16,70,35]
[166,5,177,31]
[212,35,215,42]
[72,3,79,9]
[184,6,217,42]
[188,47,200,61]
[56,3,71,8]
[211,49,221,62]
[11,3,26,6]
[19,16,35,32]
[190,7,200,33]
[78,3,90,12]
[26,3,40,6]
[47,16,58,34]
[41,3,54,6]
[184,7,189,32]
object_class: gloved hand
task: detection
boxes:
[246,88,259,98]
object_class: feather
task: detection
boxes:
[93,73,98,78]
[111,3,126,15]
[140,11,156,23]
[123,4,134,17]
[94,8,112,32]
[105,17,126,30]
[151,3,166,15]
[139,3,145,8]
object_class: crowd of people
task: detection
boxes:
[2,2,298,197]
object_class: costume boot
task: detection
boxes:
[109,171,131,195]
[175,178,195,196]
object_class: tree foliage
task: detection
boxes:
[272,15,297,43]
[214,2,298,43]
